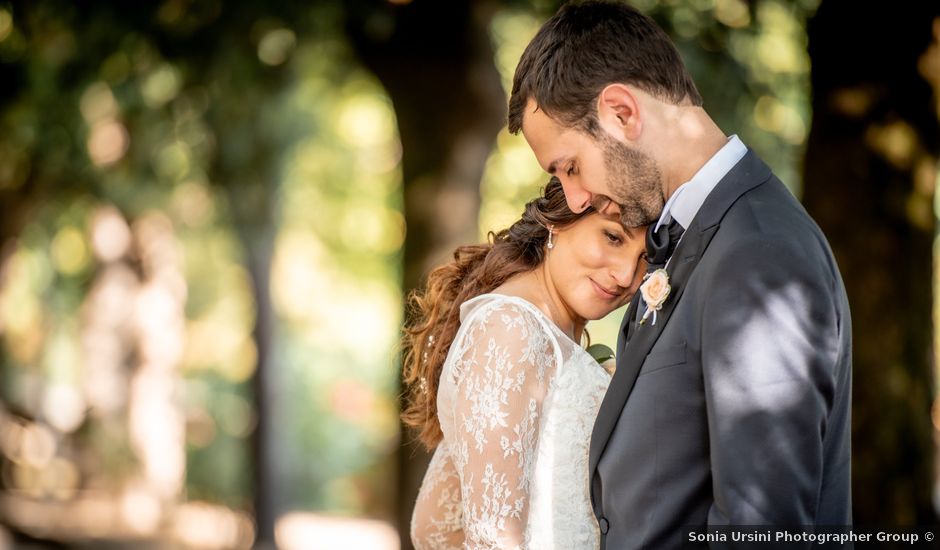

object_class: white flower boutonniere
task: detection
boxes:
[639,268,671,325]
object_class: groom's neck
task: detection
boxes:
[655,107,728,202]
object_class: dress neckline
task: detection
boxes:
[462,292,584,349]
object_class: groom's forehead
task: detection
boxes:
[521,98,568,133]
[521,101,590,167]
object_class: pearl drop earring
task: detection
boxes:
[546,225,555,249]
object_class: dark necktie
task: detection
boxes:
[645,219,685,272]
[633,219,685,326]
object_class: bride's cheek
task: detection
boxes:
[590,241,611,265]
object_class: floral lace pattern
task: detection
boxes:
[412,294,611,549]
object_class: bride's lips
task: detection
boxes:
[590,278,622,301]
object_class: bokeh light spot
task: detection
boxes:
[866,121,918,169]
[0,9,12,43]
[335,94,396,148]
[714,0,751,27]
[185,408,216,448]
[19,423,56,468]
[45,457,80,500]
[100,51,132,84]
[51,226,90,276]
[153,142,192,181]
[90,205,132,263]
[0,143,30,190]
[141,64,182,108]
[42,384,87,434]
[87,120,130,166]
[258,28,296,66]
[754,95,806,144]
[217,393,254,437]
[80,82,118,124]
[172,180,217,227]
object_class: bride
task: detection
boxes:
[403,178,648,549]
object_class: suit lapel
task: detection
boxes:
[589,222,716,474]
[589,150,773,475]
[617,293,642,358]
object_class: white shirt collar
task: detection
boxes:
[654,135,748,232]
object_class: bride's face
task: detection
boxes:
[545,214,647,321]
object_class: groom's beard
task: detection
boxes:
[600,133,664,229]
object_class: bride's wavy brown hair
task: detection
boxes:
[401,177,595,449]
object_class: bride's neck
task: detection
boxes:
[500,268,584,343]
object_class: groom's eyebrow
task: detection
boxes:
[546,156,570,175]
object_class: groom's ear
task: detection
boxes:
[597,84,642,141]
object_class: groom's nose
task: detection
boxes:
[593,197,620,217]
[559,180,593,213]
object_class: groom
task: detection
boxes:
[509,1,852,548]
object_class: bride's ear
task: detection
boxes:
[596,84,642,141]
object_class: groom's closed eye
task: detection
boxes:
[547,155,573,175]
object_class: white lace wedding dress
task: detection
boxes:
[411,294,611,549]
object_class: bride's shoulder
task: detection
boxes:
[451,293,562,382]
[459,293,546,330]
[456,294,559,351]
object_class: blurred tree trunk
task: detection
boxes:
[212,98,286,550]
[345,1,506,547]
[237,224,278,550]
[204,25,292,550]
[803,0,940,524]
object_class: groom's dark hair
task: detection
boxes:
[508,0,702,135]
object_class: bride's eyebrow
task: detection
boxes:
[598,218,630,239]
[622,227,640,240]
[597,214,630,234]
[608,221,642,240]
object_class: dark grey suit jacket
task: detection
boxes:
[589,151,852,549]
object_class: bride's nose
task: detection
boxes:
[609,260,636,290]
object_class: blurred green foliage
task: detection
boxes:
[0,0,402,524]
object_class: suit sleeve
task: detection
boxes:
[701,234,840,526]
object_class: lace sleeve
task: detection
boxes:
[412,445,464,550]
[447,301,558,549]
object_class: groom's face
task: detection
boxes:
[521,99,664,229]
[597,130,665,228]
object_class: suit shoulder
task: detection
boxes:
[701,203,836,288]
[714,179,834,258]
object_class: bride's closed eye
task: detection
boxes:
[603,229,623,245]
